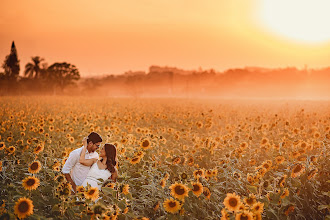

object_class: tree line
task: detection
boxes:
[0,41,80,95]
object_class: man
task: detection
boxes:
[62,132,102,193]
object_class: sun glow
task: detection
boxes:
[257,0,330,44]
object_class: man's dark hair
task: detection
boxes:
[87,132,102,144]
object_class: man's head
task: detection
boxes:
[86,132,102,153]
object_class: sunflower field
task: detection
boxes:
[0,97,329,220]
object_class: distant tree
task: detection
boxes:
[47,62,80,92]
[24,56,45,79]
[2,41,20,80]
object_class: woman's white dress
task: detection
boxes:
[82,162,111,190]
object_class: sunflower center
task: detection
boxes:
[193,184,200,191]
[229,198,238,207]
[18,201,29,213]
[174,186,185,195]
[246,198,253,205]
[142,140,149,148]
[30,162,38,170]
[293,165,302,173]
[168,201,177,208]
[239,214,249,220]
[26,178,36,186]
[255,205,260,211]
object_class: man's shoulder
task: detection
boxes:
[70,147,83,155]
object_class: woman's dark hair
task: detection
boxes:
[103,144,117,173]
[87,132,102,144]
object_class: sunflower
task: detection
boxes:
[140,139,151,150]
[105,182,116,189]
[191,182,203,197]
[221,208,229,220]
[280,188,289,199]
[193,169,205,179]
[7,146,15,154]
[235,211,254,220]
[49,126,54,131]
[223,192,242,212]
[34,145,44,154]
[122,184,130,195]
[261,161,271,171]
[275,155,285,164]
[187,156,194,166]
[278,175,287,187]
[22,176,40,191]
[291,163,305,178]
[163,198,182,214]
[14,197,34,219]
[251,202,264,213]
[76,186,85,193]
[284,205,295,216]
[169,183,189,201]
[130,157,141,165]
[254,212,262,220]
[159,178,166,188]
[203,187,211,199]
[84,187,99,201]
[7,137,13,142]
[28,161,41,174]
[260,137,269,145]
[243,194,256,206]
[0,142,5,150]
[256,167,267,176]
[69,137,75,144]
[205,170,213,178]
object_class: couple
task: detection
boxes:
[62,132,118,193]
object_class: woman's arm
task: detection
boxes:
[79,137,97,166]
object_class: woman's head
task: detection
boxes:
[100,143,117,173]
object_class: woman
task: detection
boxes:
[79,137,118,190]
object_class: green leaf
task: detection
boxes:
[118,199,126,210]
[246,185,258,194]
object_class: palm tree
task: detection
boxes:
[24,56,45,79]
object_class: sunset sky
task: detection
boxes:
[1,0,330,76]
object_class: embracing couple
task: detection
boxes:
[62,132,118,193]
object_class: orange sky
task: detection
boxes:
[1,0,330,76]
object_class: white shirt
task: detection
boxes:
[62,146,99,186]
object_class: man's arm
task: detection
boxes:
[62,150,79,194]
[64,173,77,194]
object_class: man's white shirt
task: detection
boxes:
[62,146,99,186]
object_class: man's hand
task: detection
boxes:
[64,173,77,195]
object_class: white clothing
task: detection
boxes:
[62,146,99,186]
[82,162,112,190]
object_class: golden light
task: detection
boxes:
[257,0,330,44]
